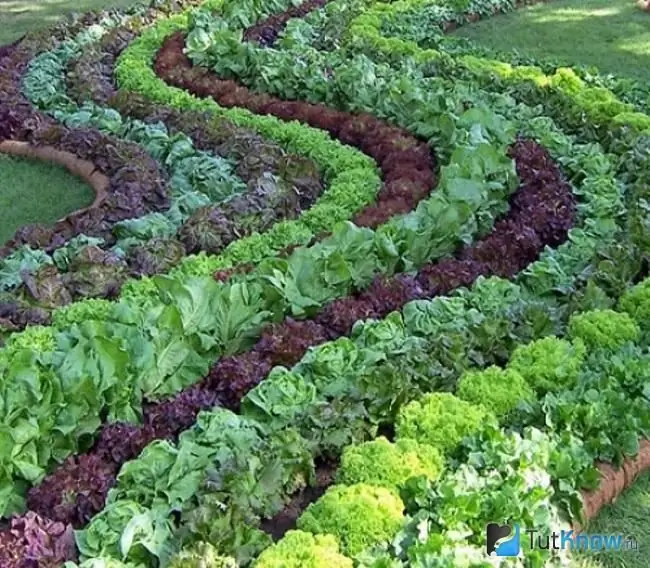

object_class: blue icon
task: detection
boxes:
[486,523,520,557]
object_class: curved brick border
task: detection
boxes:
[577,440,650,528]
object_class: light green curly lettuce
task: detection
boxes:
[297,483,404,556]
[507,336,586,393]
[395,392,493,455]
[568,309,640,351]
[337,436,444,489]
[457,365,535,418]
[254,530,353,568]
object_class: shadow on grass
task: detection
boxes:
[454,0,650,82]
[0,0,138,44]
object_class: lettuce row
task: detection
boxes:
[0,0,628,519]
[72,85,622,564]
[12,11,241,277]
[274,295,650,566]
[346,0,650,135]
[74,108,627,563]
[69,1,649,565]
[115,11,380,284]
[0,92,515,516]
[244,0,631,300]
[0,0,527,510]
[76,281,650,566]
[379,0,650,116]
[0,0,378,335]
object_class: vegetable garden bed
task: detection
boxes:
[0,0,650,566]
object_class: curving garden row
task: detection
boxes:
[0,0,329,331]
[0,0,529,520]
[0,0,648,566]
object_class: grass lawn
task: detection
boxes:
[453,0,650,82]
[0,154,95,243]
[571,472,650,567]
[0,0,139,45]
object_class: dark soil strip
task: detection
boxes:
[260,458,338,541]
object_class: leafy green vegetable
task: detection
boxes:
[297,483,405,556]
[75,502,174,565]
[456,365,534,418]
[619,278,650,334]
[0,247,53,292]
[168,542,237,568]
[395,393,494,455]
[337,436,444,490]
[568,309,640,351]
[254,530,353,568]
[507,336,585,394]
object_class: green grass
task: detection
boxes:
[0,154,95,243]
[453,0,650,82]
[570,472,649,567]
[0,0,139,45]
